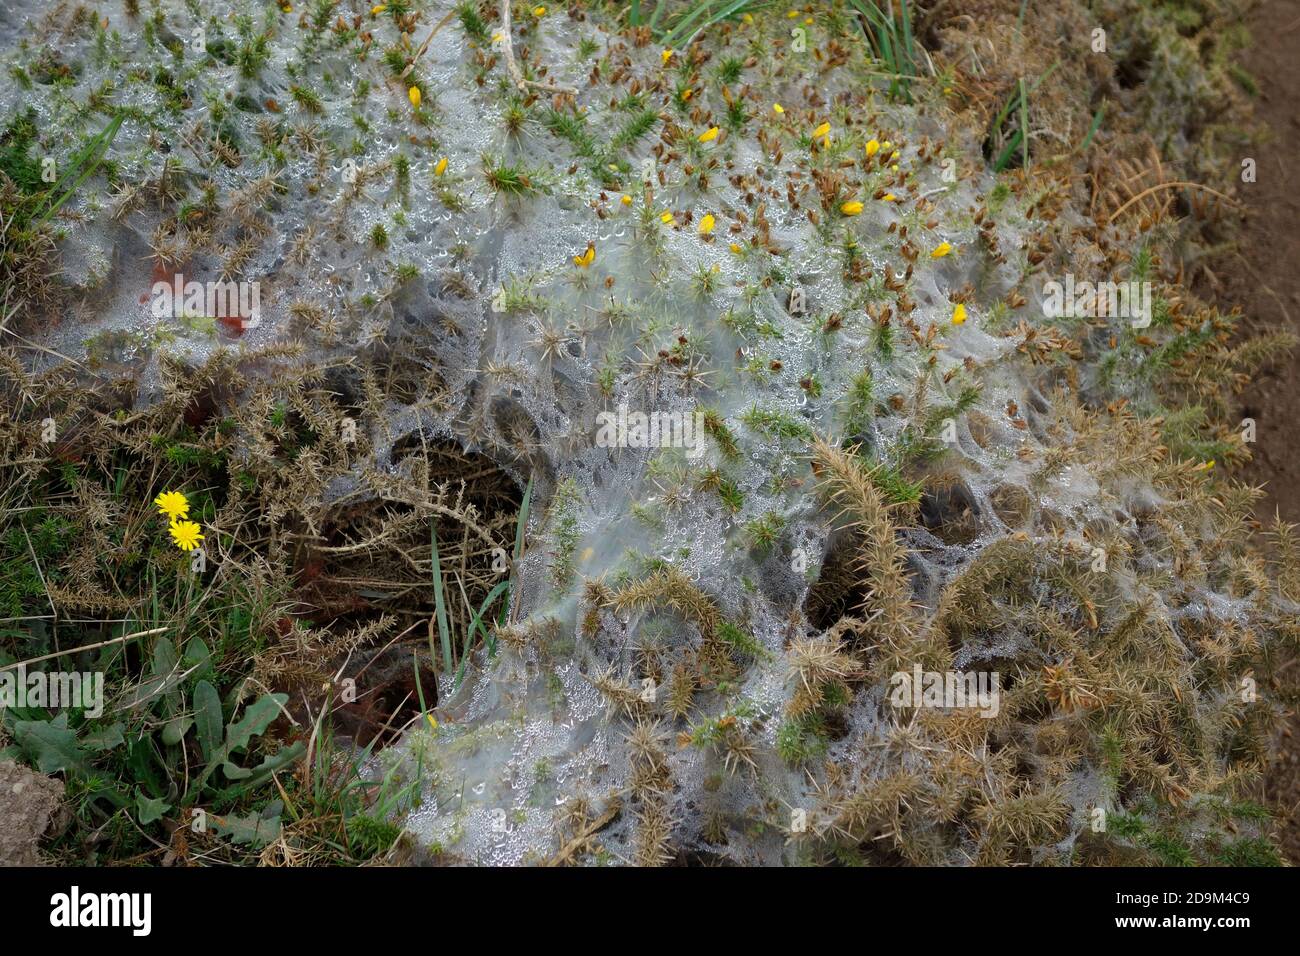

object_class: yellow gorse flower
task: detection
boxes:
[698,126,719,143]
[698,213,715,235]
[434,156,448,176]
[930,241,953,259]
[812,121,830,139]
[620,193,632,206]
[532,5,546,17]
[370,4,386,14]
[952,303,968,325]
[840,200,863,216]
[660,211,675,225]
[168,520,204,552]
[154,490,190,521]
[408,86,421,108]
[573,243,596,268]
[864,138,880,157]
[661,49,673,65]
[773,103,784,114]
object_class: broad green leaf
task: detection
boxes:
[12,713,86,774]
[193,680,223,762]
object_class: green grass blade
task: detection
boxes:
[1017,78,1029,169]
[993,128,1023,172]
[1078,104,1105,153]
[430,522,452,673]
[35,113,124,227]
[453,579,511,689]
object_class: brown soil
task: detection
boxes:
[1216,0,1300,865]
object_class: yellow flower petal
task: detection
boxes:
[812,121,830,139]
[840,200,864,216]
[865,138,880,157]
[532,5,546,16]
[620,194,632,206]
[698,213,715,235]
[408,86,421,108]
[881,192,897,202]
[168,519,204,552]
[153,490,190,521]
[370,4,386,14]
[773,103,784,114]
[662,48,673,65]
[952,303,967,325]
[742,13,754,24]
[434,156,448,176]
[930,241,953,259]
[682,88,693,101]
[729,242,743,253]
[573,243,596,267]
[698,126,719,143]
[660,211,675,225]
[426,714,439,729]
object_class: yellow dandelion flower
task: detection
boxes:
[698,213,715,235]
[169,520,204,552]
[434,156,448,176]
[620,194,632,206]
[408,86,421,108]
[930,241,953,259]
[698,126,719,143]
[840,200,864,216]
[573,243,596,268]
[952,303,967,325]
[865,138,880,157]
[154,490,190,521]
[773,103,784,114]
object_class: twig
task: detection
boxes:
[0,626,168,672]
[399,6,459,80]
[499,0,577,95]
[543,796,623,866]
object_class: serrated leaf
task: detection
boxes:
[223,693,286,754]
[221,741,305,790]
[11,713,86,774]
[135,791,171,825]
[208,802,282,847]
[81,722,125,752]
